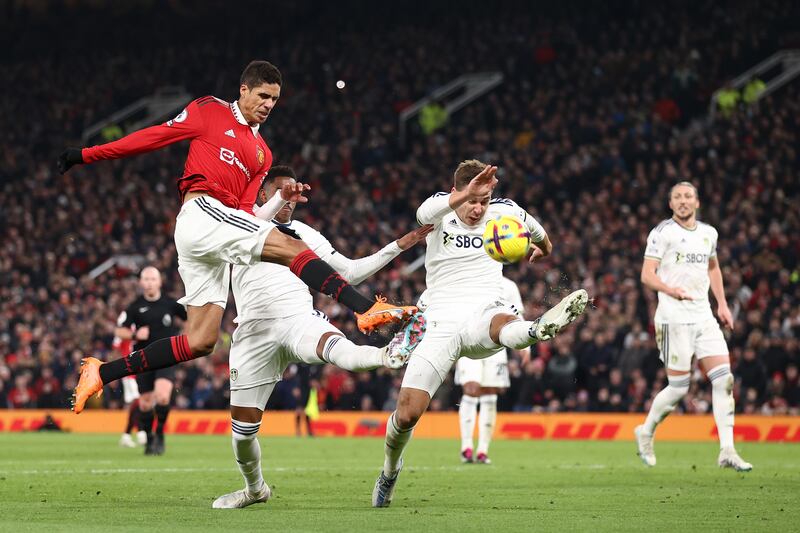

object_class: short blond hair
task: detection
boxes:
[453,159,487,190]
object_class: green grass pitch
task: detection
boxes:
[0,433,798,532]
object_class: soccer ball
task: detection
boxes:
[483,215,531,263]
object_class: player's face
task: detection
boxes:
[454,191,491,226]
[139,267,162,298]
[239,82,281,124]
[264,176,297,223]
[669,184,700,221]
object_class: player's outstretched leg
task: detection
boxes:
[213,418,271,509]
[636,373,691,466]
[281,243,418,334]
[708,364,752,472]
[497,289,588,351]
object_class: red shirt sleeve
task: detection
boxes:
[82,100,205,163]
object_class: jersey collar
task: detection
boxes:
[231,101,260,136]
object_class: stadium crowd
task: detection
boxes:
[1,1,799,415]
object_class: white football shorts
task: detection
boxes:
[229,311,340,409]
[455,349,510,388]
[655,319,729,373]
[402,298,519,397]
[174,195,275,309]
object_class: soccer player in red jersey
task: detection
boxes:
[59,60,416,413]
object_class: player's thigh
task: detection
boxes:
[406,318,462,392]
[230,319,286,391]
[175,195,274,267]
[694,320,730,372]
[460,303,516,360]
[185,303,225,354]
[288,313,342,365]
[655,323,694,373]
[261,226,309,266]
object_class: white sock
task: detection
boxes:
[498,320,537,350]
[708,364,735,449]
[458,395,478,450]
[231,419,265,494]
[321,335,383,371]
[643,374,690,435]
[383,411,413,477]
[477,394,497,455]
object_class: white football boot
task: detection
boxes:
[383,313,427,369]
[718,448,753,472]
[119,433,136,448]
[372,459,403,508]
[530,289,589,341]
[212,483,271,509]
[634,425,656,467]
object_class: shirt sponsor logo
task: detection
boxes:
[443,232,484,249]
[675,251,710,264]
[219,148,252,180]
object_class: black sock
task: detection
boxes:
[289,250,373,313]
[99,336,193,384]
[155,404,170,435]
[140,409,155,436]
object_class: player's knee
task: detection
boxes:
[188,333,217,357]
[463,382,481,397]
[394,409,421,430]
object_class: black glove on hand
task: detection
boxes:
[57,148,84,174]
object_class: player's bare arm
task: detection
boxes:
[396,225,434,250]
[640,257,693,301]
[708,256,734,329]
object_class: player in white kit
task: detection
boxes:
[213,166,431,509]
[372,160,589,507]
[635,181,752,472]
[454,276,528,464]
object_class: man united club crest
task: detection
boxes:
[257,147,265,166]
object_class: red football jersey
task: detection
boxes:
[82,96,273,213]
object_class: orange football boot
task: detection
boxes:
[356,296,418,334]
[71,357,104,414]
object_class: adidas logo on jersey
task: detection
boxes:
[225,129,236,138]
[450,219,458,226]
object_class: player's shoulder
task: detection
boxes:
[489,197,517,208]
[652,218,676,234]
[697,220,718,236]
[191,95,230,109]
[427,191,449,199]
